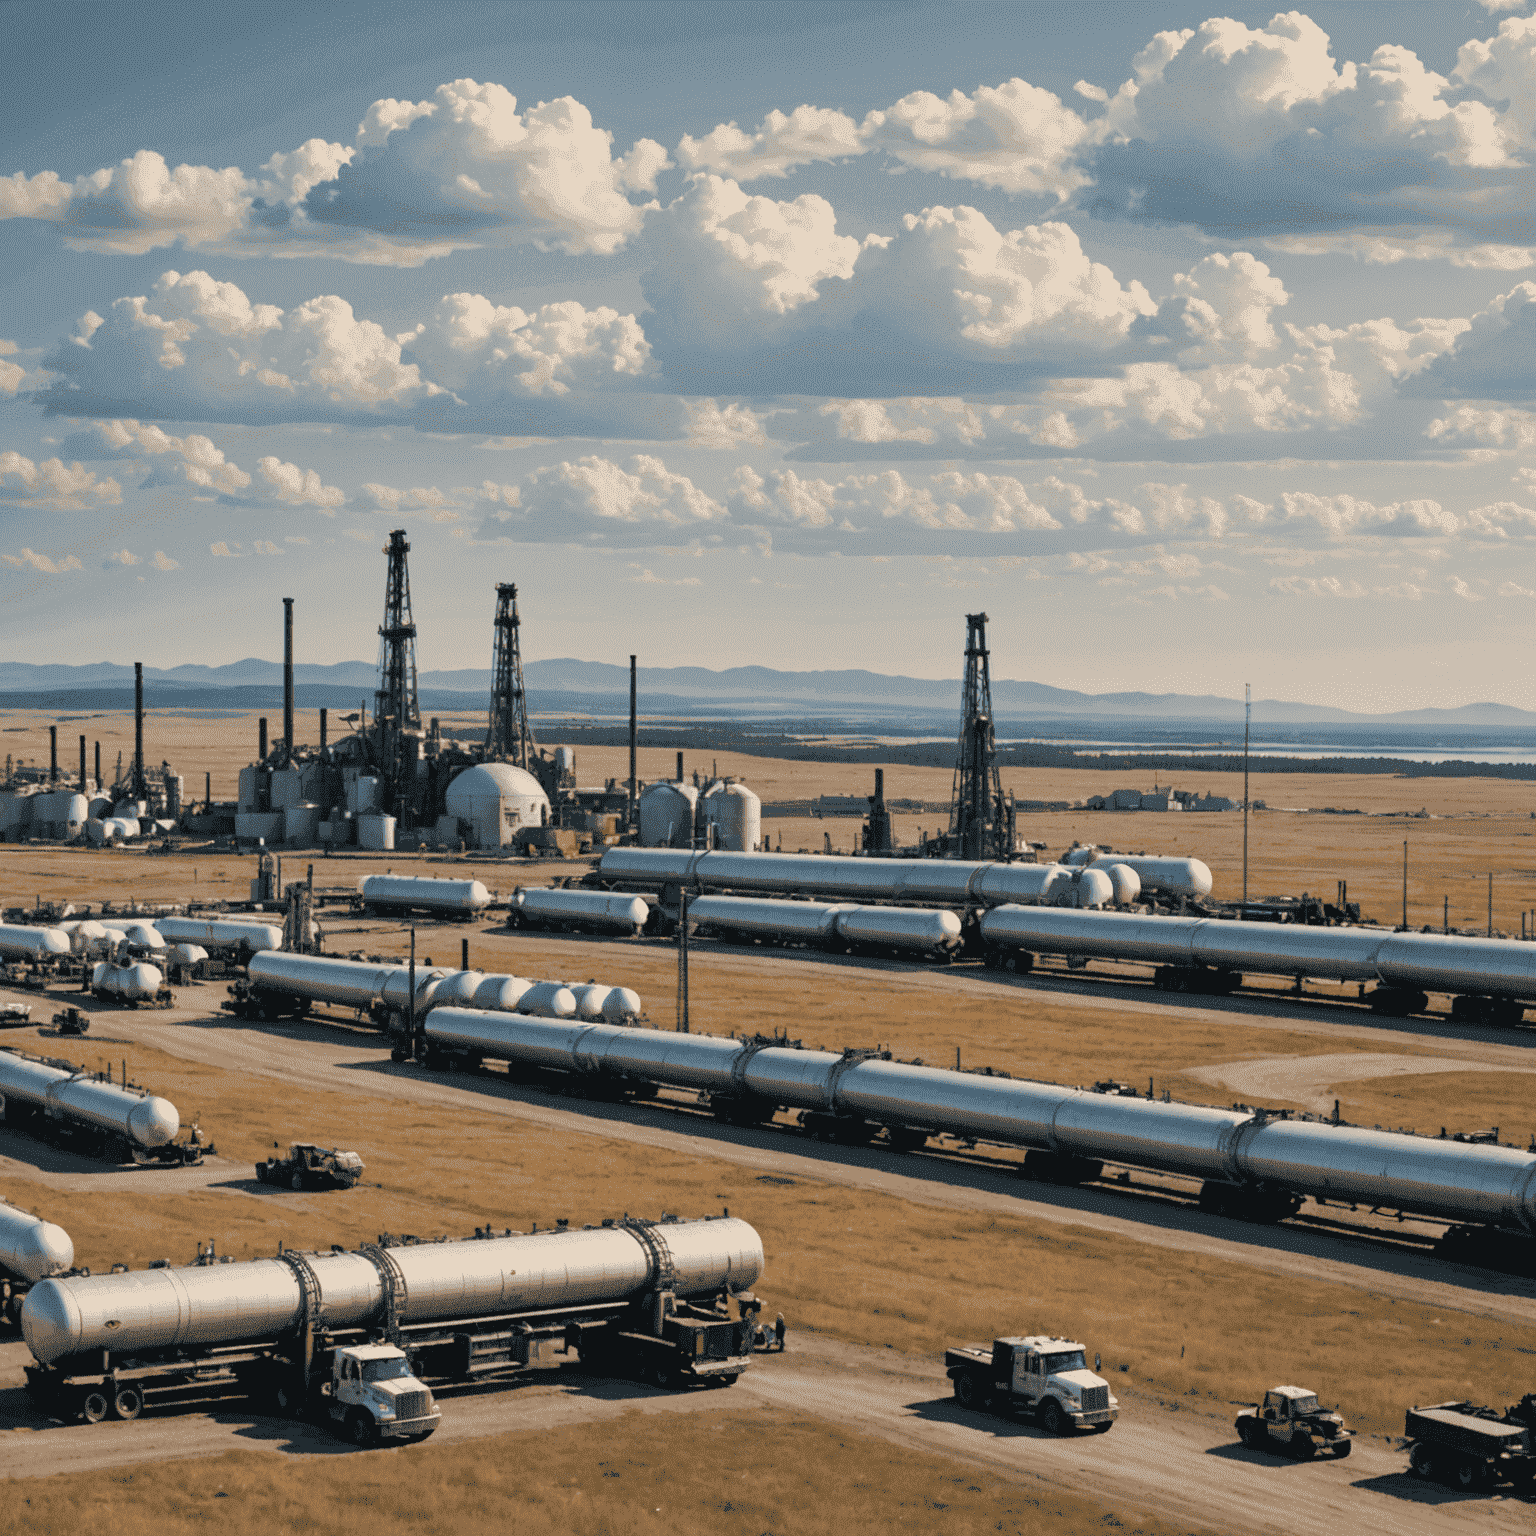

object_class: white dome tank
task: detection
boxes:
[444,763,550,850]
[91,959,163,1000]
[704,782,762,852]
[429,970,484,1008]
[473,974,534,1011]
[168,943,210,965]
[516,982,577,1019]
[639,782,698,848]
[1102,863,1142,906]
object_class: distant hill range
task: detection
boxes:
[0,657,1532,729]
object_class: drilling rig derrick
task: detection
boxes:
[486,583,536,770]
[374,529,422,815]
[946,612,1017,861]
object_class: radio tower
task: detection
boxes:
[948,613,1014,860]
[486,582,536,768]
[375,529,421,806]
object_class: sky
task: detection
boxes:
[3,0,1536,711]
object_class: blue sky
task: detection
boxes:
[4,0,1536,710]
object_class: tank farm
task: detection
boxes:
[2,534,1535,1523]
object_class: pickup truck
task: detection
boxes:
[945,1335,1117,1434]
[1235,1386,1353,1459]
[1405,1397,1536,1491]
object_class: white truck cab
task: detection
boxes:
[326,1344,440,1447]
[946,1334,1117,1433]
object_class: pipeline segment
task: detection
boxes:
[597,848,1157,906]
[688,896,963,957]
[979,907,1536,1016]
[513,888,651,935]
[22,1215,764,1365]
[157,917,284,954]
[0,1050,179,1149]
[360,875,491,916]
[417,1012,1536,1246]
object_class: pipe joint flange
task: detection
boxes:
[824,1048,889,1114]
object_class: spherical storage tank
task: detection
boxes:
[639,782,697,848]
[445,763,550,850]
[703,782,762,853]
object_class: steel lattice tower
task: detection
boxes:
[375,530,421,798]
[948,612,1010,860]
[486,582,537,768]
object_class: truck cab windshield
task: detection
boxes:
[1042,1350,1086,1374]
[362,1357,412,1382]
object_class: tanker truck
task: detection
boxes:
[22,1214,766,1439]
[1,1196,75,1327]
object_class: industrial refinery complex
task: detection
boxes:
[0,526,1533,1518]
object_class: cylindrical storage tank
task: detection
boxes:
[472,974,534,1012]
[357,814,396,852]
[1102,863,1141,906]
[599,986,642,1023]
[570,984,612,1021]
[0,1197,74,1285]
[86,796,113,822]
[235,811,284,843]
[0,1051,178,1148]
[588,1027,747,1091]
[638,782,698,848]
[31,792,89,837]
[156,918,284,954]
[168,943,210,966]
[378,968,451,1013]
[248,951,404,1008]
[0,790,33,838]
[426,970,484,1008]
[1047,1093,1250,1181]
[1056,868,1115,910]
[705,783,762,853]
[59,919,110,955]
[361,876,492,916]
[970,863,1070,905]
[119,923,164,950]
[516,888,649,935]
[688,896,850,946]
[0,925,71,960]
[284,803,320,846]
[91,960,164,1001]
[269,768,303,809]
[834,906,963,954]
[515,982,577,1019]
[739,1046,846,1109]
[21,1217,764,1365]
[444,763,550,850]
[1103,855,1213,898]
[428,1011,591,1069]
[596,848,703,885]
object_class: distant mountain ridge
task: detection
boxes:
[0,658,1531,728]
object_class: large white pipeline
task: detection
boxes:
[596,848,1163,906]
[688,896,963,956]
[978,907,1536,1016]
[417,1013,1536,1243]
[0,1051,179,1149]
[0,1197,74,1286]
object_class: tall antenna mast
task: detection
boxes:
[486,582,536,768]
[375,529,421,807]
[948,613,1010,860]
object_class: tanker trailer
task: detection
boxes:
[0,1196,74,1326]
[511,887,651,936]
[22,1214,766,1431]
[359,875,491,919]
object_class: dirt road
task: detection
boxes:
[0,1333,1525,1534]
[1185,1052,1536,1113]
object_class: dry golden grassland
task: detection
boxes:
[0,1404,1211,1536]
[3,1024,1533,1439]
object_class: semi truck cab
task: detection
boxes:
[946,1335,1117,1433]
[324,1345,440,1446]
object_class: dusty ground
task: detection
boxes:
[3,711,1536,1531]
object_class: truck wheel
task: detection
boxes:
[650,1362,675,1391]
[1331,1439,1351,1459]
[112,1386,143,1421]
[347,1409,378,1448]
[1291,1436,1315,1462]
[290,1172,305,1191]
[1039,1399,1068,1436]
[1408,1444,1434,1479]
[81,1390,110,1424]
[954,1374,979,1408]
[1454,1457,1484,1491]
[715,1374,738,1388]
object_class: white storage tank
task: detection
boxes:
[91,959,164,1001]
[284,804,320,845]
[0,925,72,960]
[86,795,113,821]
[357,814,396,851]
[235,811,284,843]
[704,782,761,852]
[347,775,382,814]
[31,791,89,838]
[639,782,697,848]
[444,763,550,850]
[516,981,577,1019]
[360,875,491,915]
[168,943,210,966]
[0,789,33,839]
[1102,863,1142,906]
[473,974,534,1011]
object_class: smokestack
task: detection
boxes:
[205,770,211,811]
[282,597,294,765]
[49,726,57,782]
[676,751,684,782]
[79,735,87,794]
[94,741,101,792]
[133,662,145,799]
[259,717,268,762]
[628,655,637,828]
[874,768,884,802]
[319,707,328,755]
